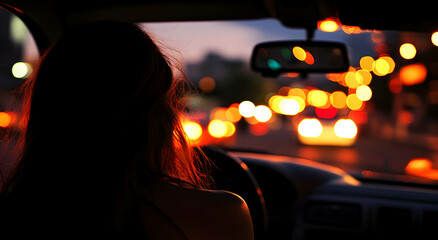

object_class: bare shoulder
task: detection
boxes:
[191,189,253,221]
[145,180,254,240]
[181,189,254,240]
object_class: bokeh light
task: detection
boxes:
[288,88,307,101]
[315,107,337,119]
[198,76,216,93]
[380,56,395,73]
[225,105,242,123]
[373,58,390,76]
[330,91,347,109]
[208,119,228,138]
[254,105,272,122]
[211,107,227,121]
[432,32,438,47]
[406,158,432,172]
[356,70,372,85]
[269,95,283,113]
[318,18,339,32]
[304,51,315,65]
[279,98,300,115]
[0,112,12,128]
[346,94,363,110]
[405,158,438,180]
[399,63,427,86]
[399,43,416,59]
[12,62,32,79]
[356,85,372,101]
[334,119,358,139]
[298,118,323,137]
[308,90,329,108]
[182,121,203,141]
[223,121,236,137]
[238,100,256,118]
[359,56,374,71]
[345,71,360,89]
[292,46,306,61]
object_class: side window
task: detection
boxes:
[0,7,39,177]
[0,8,39,91]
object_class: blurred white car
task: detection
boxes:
[297,117,358,146]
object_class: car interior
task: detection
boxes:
[1,0,438,239]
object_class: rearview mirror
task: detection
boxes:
[251,41,349,76]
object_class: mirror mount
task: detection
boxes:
[301,27,316,79]
[306,25,316,41]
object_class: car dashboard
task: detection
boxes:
[229,151,438,240]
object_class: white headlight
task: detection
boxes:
[334,119,358,139]
[298,118,323,137]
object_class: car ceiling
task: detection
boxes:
[0,0,437,49]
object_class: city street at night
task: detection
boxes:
[224,126,438,178]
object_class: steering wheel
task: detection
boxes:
[202,146,268,240]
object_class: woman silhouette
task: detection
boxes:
[0,21,253,239]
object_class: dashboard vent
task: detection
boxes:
[305,201,361,228]
[421,210,438,235]
[376,207,412,235]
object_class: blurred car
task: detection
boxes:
[297,116,358,147]
[1,1,438,240]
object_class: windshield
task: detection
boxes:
[142,19,438,184]
[0,12,437,185]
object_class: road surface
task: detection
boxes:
[221,128,438,176]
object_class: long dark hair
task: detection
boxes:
[0,21,210,236]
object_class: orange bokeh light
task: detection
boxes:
[0,112,12,128]
[406,158,438,180]
[304,51,314,65]
[399,63,427,86]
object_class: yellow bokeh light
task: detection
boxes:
[356,70,372,85]
[308,90,329,107]
[373,58,391,76]
[330,91,347,109]
[279,98,300,115]
[345,71,360,89]
[238,100,256,118]
[380,56,395,73]
[334,119,358,139]
[12,62,32,79]
[318,19,339,32]
[224,121,236,137]
[432,32,438,47]
[182,121,203,141]
[292,46,306,61]
[298,118,323,137]
[360,56,375,71]
[356,85,372,101]
[288,88,307,101]
[346,94,363,110]
[254,105,272,123]
[208,119,228,138]
[400,43,416,60]
[269,95,283,113]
